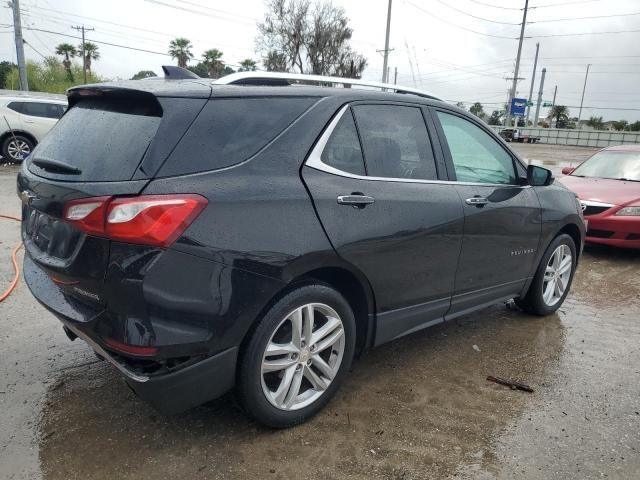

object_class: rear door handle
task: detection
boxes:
[465,196,489,207]
[337,194,375,208]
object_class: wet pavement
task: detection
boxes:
[1,144,638,480]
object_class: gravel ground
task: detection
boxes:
[1,143,638,480]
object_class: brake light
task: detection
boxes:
[104,337,158,357]
[63,194,207,247]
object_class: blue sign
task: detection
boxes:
[511,97,527,117]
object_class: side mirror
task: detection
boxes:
[561,166,575,175]
[527,164,554,186]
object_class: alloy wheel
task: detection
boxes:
[542,244,572,307]
[7,139,31,161]
[261,303,345,411]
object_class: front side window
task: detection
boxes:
[321,109,366,176]
[437,111,516,185]
[352,105,438,180]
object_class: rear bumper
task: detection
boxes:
[23,253,238,414]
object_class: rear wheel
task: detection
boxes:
[237,284,356,428]
[516,234,576,316]
[1,134,34,162]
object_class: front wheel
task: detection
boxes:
[237,284,356,428]
[516,234,577,316]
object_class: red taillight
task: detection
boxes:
[104,337,158,357]
[63,194,207,247]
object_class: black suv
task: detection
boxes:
[18,71,585,427]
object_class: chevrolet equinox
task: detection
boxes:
[18,69,585,428]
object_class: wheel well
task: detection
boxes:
[558,223,582,260]
[302,267,372,355]
[240,267,373,358]
[0,130,37,148]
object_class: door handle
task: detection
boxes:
[337,194,375,208]
[465,196,489,207]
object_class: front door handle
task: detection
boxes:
[465,196,489,207]
[337,194,375,208]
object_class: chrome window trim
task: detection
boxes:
[305,105,528,189]
[580,199,615,208]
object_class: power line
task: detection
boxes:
[429,0,521,25]
[531,0,606,8]
[405,1,518,39]
[23,38,47,60]
[22,26,171,56]
[464,0,523,10]
[530,11,640,23]
[528,29,640,38]
[143,0,256,26]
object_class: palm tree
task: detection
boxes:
[168,38,194,68]
[79,42,100,75]
[55,43,76,80]
[548,105,569,128]
[202,48,224,78]
[238,59,257,72]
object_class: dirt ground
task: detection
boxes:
[1,143,639,480]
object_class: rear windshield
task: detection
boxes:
[28,98,161,182]
[157,96,317,177]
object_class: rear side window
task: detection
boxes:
[8,101,65,119]
[159,97,317,177]
[321,109,366,176]
[28,98,161,182]
[352,105,437,180]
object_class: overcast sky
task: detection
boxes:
[2,0,640,121]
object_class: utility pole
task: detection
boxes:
[393,67,398,85]
[381,0,392,83]
[533,67,546,127]
[72,25,95,84]
[505,0,529,129]
[525,42,539,126]
[11,0,29,91]
[551,85,557,109]
[577,64,591,129]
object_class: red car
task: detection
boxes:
[561,145,640,249]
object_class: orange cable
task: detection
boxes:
[0,214,22,303]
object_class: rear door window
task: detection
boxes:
[352,105,438,180]
[159,96,318,177]
[9,101,65,119]
[28,98,161,182]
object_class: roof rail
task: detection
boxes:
[212,72,442,101]
[162,65,200,80]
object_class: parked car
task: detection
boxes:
[561,145,640,249]
[0,91,67,162]
[18,70,585,427]
[499,128,539,143]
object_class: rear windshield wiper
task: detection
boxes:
[616,178,639,182]
[31,158,82,175]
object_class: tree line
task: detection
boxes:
[460,102,640,132]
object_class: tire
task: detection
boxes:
[1,134,34,163]
[237,284,356,428]
[516,233,577,316]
